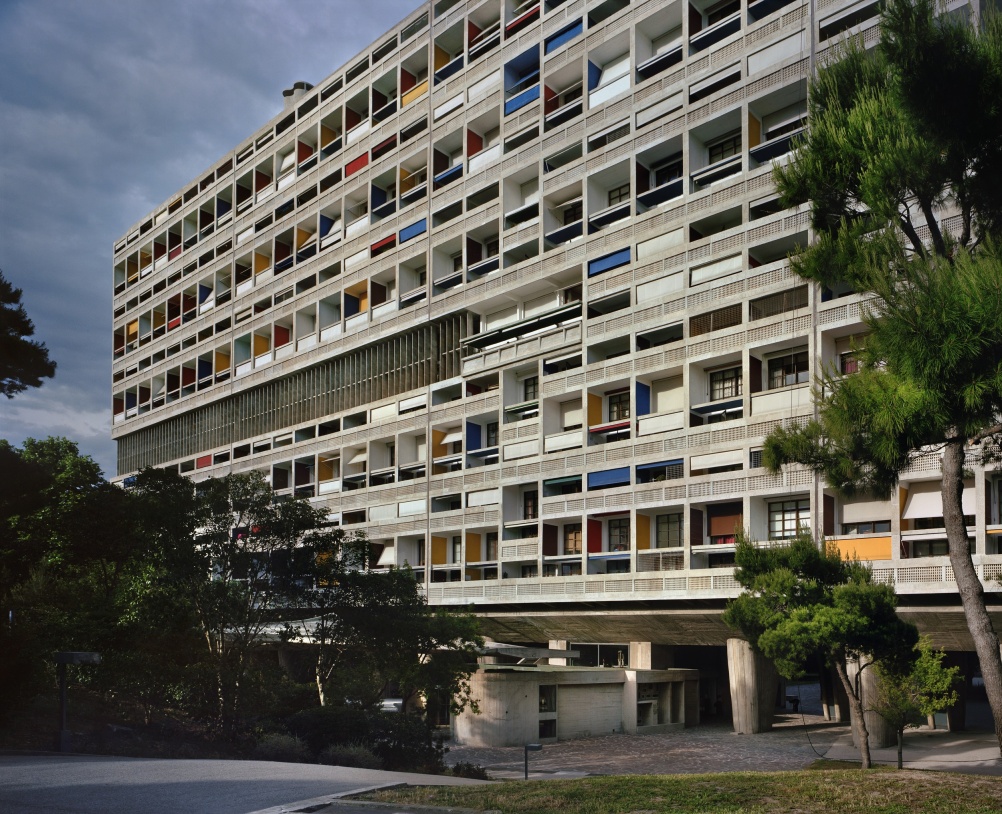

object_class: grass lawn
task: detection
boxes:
[358,766,1002,813]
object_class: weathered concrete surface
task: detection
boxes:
[727,638,778,734]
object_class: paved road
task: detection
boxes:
[0,755,482,814]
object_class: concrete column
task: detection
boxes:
[684,679,701,727]
[847,657,895,748]
[630,642,652,669]
[726,638,778,734]
[821,665,850,722]
[548,639,569,666]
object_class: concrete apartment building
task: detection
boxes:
[111,0,1001,743]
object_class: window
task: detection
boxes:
[768,351,809,388]
[911,539,949,558]
[656,513,683,547]
[606,559,630,573]
[609,517,630,551]
[485,237,500,257]
[840,351,859,375]
[523,489,539,520]
[768,498,810,540]
[539,685,556,712]
[564,523,582,554]
[451,251,463,271]
[523,376,539,400]
[607,183,631,206]
[709,366,742,400]
[706,0,740,24]
[486,421,499,446]
[451,536,462,562]
[653,158,683,187]
[608,391,630,421]
[841,520,891,535]
[521,563,539,578]
[486,531,498,560]
[387,443,396,466]
[563,200,583,223]
[708,131,741,164]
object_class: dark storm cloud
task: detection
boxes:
[0,0,419,476]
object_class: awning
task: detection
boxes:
[636,459,683,471]
[543,475,582,486]
[346,448,367,465]
[376,547,396,567]
[842,498,892,524]
[439,429,463,445]
[691,448,743,470]
[588,467,630,489]
[902,481,975,519]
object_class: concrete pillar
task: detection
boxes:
[684,678,701,727]
[821,665,850,722]
[846,657,895,748]
[726,638,778,734]
[548,639,569,666]
[630,642,652,669]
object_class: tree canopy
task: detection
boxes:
[724,533,918,768]
[0,270,56,398]
[763,0,1002,753]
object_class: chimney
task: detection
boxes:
[282,81,314,111]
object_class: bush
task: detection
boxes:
[252,733,312,763]
[450,761,490,780]
[318,742,383,769]
[368,712,446,774]
[285,705,371,755]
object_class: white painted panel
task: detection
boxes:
[371,402,397,421]
[345,247,369,272]
[903,481,975,519]
[842,498,893,524]
[468,70,500,103]
[399,394,427,412]
[748,31,805,75]
[638,411,684,436]
[637,228,683,261]
[399,498,427,516]
[652,376,684,413]
[557,684,623,739]
[503,440,537,460]
[435,93,463,120]
[560,400,582,428]
[485,305,518,329]
[690,253,743,285]
[637,272,684,301]
[636,92,683,128]
[468,488,500,507]
[690,448,743,470]
[369,503,397,521]
[525,293,558,316]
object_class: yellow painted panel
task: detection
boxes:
[434,44,450,70]
[402,80,429,106]
[588,393,602,426]
[126,320,139,338]
[748,112,761,148]
[466,532,482,563]
[833,535,892,561]
[636,514,651,550]
[899,486,910,531]
[432,428,447,459]
[465,568,481,581]
[214,350,230,372]
[318,457,336,480]
[253,333,270,355]
[431,535,447,565]
[254,251,271,274]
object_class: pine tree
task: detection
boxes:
[763,0,1002,753]
[0,270,56,398]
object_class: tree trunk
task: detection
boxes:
[942,439,1002,756]
[897,728,903,770]
[834,658,871,769]
[316,661,326,707]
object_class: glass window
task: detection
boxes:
[523,376,538,400]
[656,513,683,547]
[523,489,539,519]
[609,517,630,551]
[521,563,539,578]
[841,520,891,535]
[563,200,582,224]
[840,351,859,375]
[768,351,809,388]
[653,158,683,187]
[607,183,631,206]
[709,366,742,400]
[486,421,499,446]
[608,391,630,421]
[451,536,462,562]
[768,498,810,540]
[708,131,741,163]
[486,531,498,560]
[564,523,582,554]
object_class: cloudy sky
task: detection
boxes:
[0,0,419,477]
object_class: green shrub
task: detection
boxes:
[368,712,446,774]
[285,705,371,755]
[252,733,312,763]
[450,761,490,780]
[318,742,383,769]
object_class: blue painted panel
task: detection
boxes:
[197,359,212,379]
[587,60,602,91]
[466,421,482,451]
[588,247,631,277]
[198,284,212,303]
[344,293,360,317]
[320,214,336,236]
[636,381,651,416]
[399,218,427,243]
[504,84,540,115]
[587,467,630,489]
[544,20,583,54]
[371,184,387,207]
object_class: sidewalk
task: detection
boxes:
[823,728,1002,775]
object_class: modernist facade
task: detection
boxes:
[112,0,1002,737]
